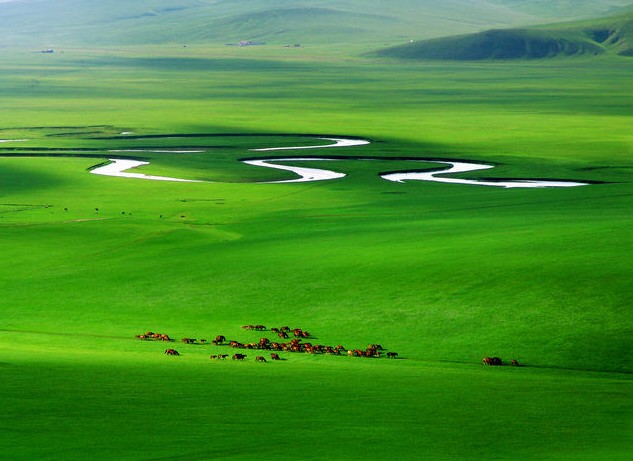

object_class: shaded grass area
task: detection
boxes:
[1,343,631,461]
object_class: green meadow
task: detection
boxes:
[1,44,632,460]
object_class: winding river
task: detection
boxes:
[2,135,590,188]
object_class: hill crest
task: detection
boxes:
[373,12,633,60]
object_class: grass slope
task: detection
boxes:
[375,11,633,60]
[0,45,632,460]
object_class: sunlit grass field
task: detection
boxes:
[1,45,632,460]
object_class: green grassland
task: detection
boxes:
[1,42,632,460]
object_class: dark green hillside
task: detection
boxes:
[374,12,633,60]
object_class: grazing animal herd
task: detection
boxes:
[135,325,400,363]
[137,327,521,367]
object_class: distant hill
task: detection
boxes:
[490,0,633,18]
[374,12,633,60]
[1,0,630,48]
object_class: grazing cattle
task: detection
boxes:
[200,339,207,344]
[270,353,281,360]
[270,328,280,333]
[242,325,254,330]
[136,334,148,340]
[164,349,180,356]
[386,352,398,359]
[232,353,247,360]
[181,338,196,344]
[278,331,289,339]
[255,356,267,363]
[254,325,266,331]
[483,356,503,366]
[301,331,310,338]
[219,354,228,360]
[160,334,172,342]
[280,326,291,332]
[215,335,226,344]
[511,359,520,367]
[210,355,218,360]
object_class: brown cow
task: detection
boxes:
[483,356,503,366]
[232,353,247,360]
[270,353,281,360]
[255,356,267,363]
[164,349,180,356]
[511,359,520,367]
[215,335,226,344]
[386,352,398,359]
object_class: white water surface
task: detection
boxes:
[241,158,346,183]
[90,159,202,182]
[109,149,206,153]
[381,161,589,188]
[250,137,369,152]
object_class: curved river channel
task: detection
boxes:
[85,136,590,188]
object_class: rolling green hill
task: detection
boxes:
[0,0,618,48]
[374,11,633,60]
